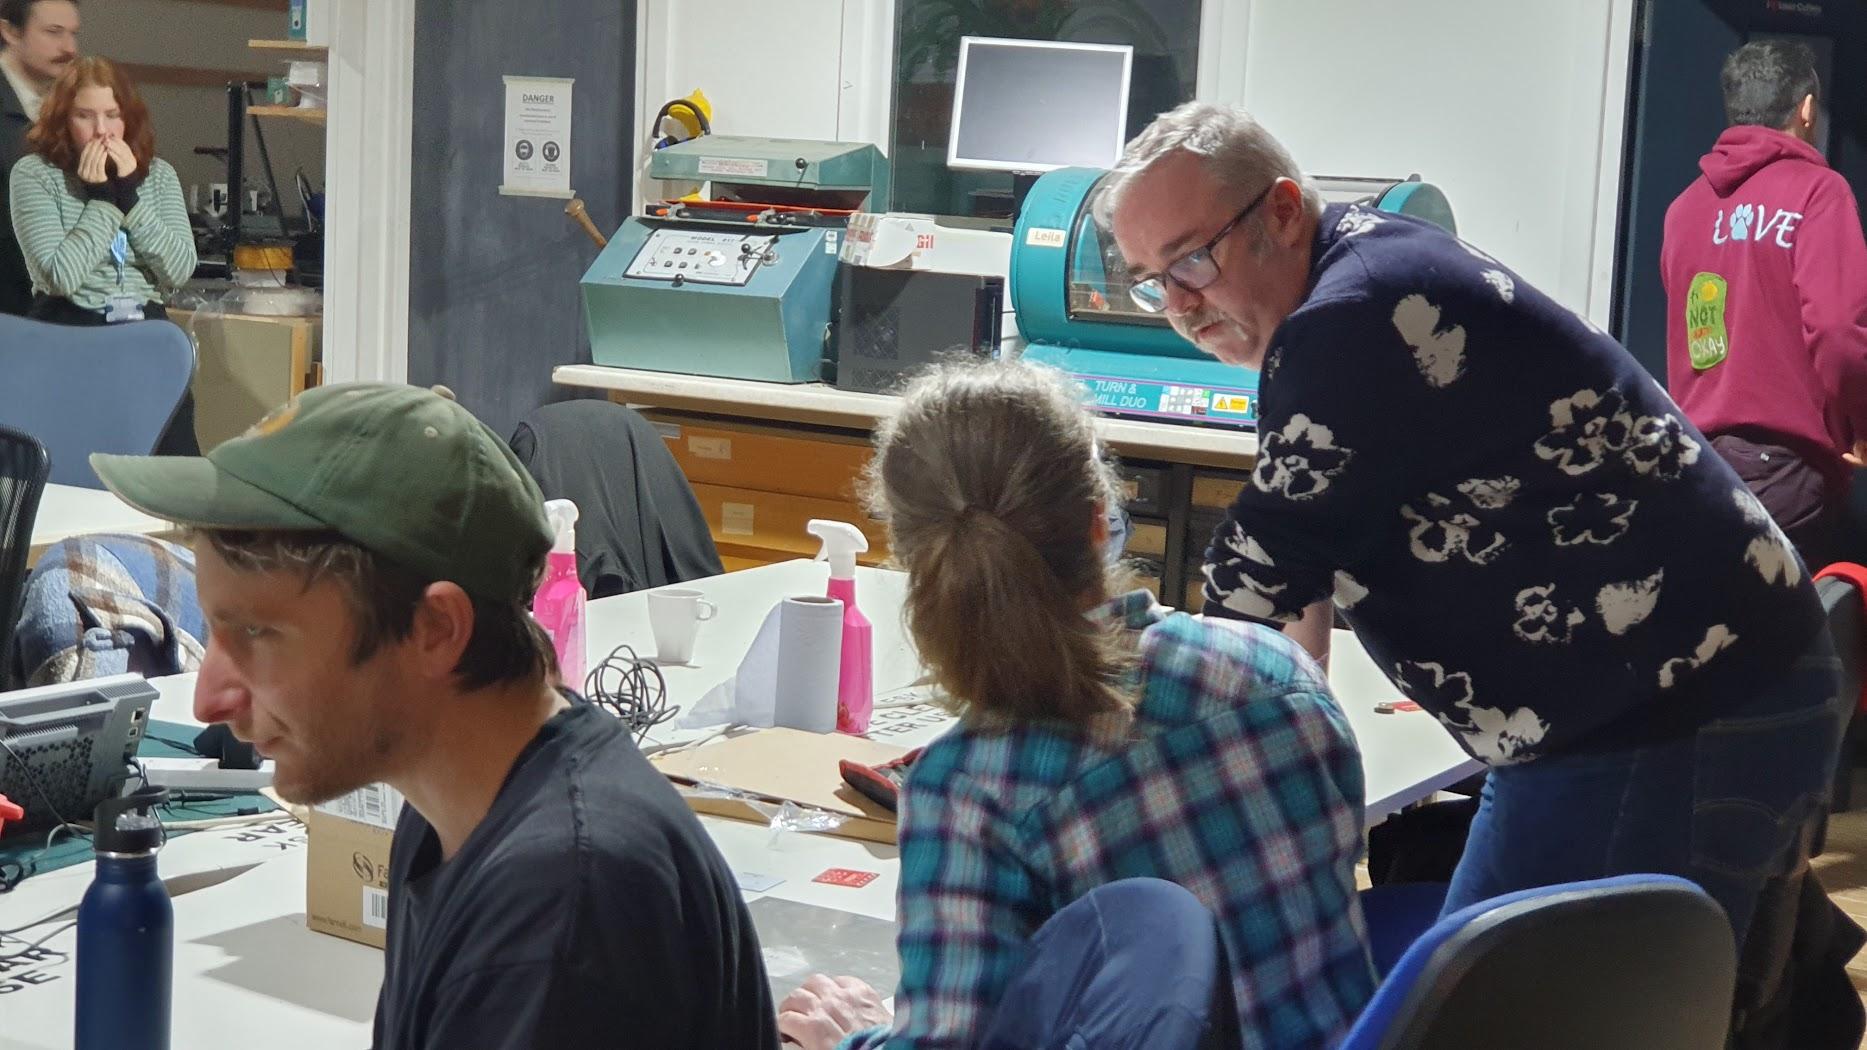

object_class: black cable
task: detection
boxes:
[583,644,677,745]
[147,735,203,756]
[0,919,76,964]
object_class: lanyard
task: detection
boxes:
[109,230,128,290]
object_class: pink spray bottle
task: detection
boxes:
[534,499,587,689]
[807,519,873,734]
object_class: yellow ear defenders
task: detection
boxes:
[652,90,713,150]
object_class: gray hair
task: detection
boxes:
[1093,101,1322,230]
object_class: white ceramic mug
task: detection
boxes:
[647,588,717,665]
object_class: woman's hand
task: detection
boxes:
[104,138,138,181]
[77,139,109,185]
[778,974,891,1050]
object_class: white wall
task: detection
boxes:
[321,0,412,383]
[634,0,895,211]
[81,0,326,209]
[643,0,1636,321]
[1223,0,1635,320]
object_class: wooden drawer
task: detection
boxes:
[691,483,889,565]
[1190,470,1250,510]
[717,550,779,574]
[649,412,874,503]
[1127,517,1168,559]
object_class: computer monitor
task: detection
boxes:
[947,37,1134,174]
[0,674,154,834]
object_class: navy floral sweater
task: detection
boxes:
[1203,204,1825,763]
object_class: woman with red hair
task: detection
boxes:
[9,55,197,451]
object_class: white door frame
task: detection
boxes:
[321,0,416,384]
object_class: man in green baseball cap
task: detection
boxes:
[92,383,778,1050]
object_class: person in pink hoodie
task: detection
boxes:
[1663,39,1867,572]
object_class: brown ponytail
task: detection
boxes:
[864,360,1134,726]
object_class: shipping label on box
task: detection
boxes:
[316,782,404,831]
[306,783,401,949]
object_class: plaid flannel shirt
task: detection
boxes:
[842,591,1374,1050]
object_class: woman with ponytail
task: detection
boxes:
[778,360,1374,1050]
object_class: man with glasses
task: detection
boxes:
[1101,101,1848,1040]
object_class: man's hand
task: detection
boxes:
[104,138,138,181]
[778,974,891,1050]
[1845,439,1867,468]
[77,139,109,185]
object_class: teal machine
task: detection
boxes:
[1011,168,1456,428]
[581,136,889,383]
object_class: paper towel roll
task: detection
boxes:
[680,594,846,731]
[772,596,845,733]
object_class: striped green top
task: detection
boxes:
[7,152,196,311]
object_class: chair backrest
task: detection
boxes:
[0,314,195,488]
[1814,572,1863,846]
[1340,874,1735,1050]
[1817,573,1863,716]
[0,426,50,689]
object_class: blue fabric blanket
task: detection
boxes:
[9,534,204,687]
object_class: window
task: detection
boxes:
[891,0,1202,216]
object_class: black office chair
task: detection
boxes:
[0,426,51,690]
[1815,573,1864,853]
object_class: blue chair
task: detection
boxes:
[1342,874,1735,1050]
[1815,571,1863,841]
[0,313,195,488]
[1358,881,1450,977]
[979,878,1237,1050]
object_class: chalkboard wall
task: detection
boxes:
[407,0,636,440]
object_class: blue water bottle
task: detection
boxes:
[76,787,172,1050]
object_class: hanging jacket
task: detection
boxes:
[509,399,722,599]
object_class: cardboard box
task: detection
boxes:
[305,782,403,949]
[653,728,906,845]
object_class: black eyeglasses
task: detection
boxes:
[1128,183,1274,313]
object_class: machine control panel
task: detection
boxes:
[1082,375,1256,427]
[624,229,774,286]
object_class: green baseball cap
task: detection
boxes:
[91,383,552,601]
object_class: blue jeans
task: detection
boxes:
[1443,632,1843,955]
[979,879,1233,1050]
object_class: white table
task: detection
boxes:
[28,483,175,564]
[0,560,1475,1046]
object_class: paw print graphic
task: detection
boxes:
[1729,204,1755,242]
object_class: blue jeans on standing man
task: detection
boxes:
[1443,629,1843,997]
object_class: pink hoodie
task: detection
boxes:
[1661,124,1867,487]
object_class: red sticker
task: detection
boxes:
[813,867,879,888]
[1392,700,1422,712]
